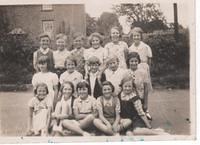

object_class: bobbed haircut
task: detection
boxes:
[130,27,144,40]
[126,52,141,68]
[34,82,49,96]
[110,26,122,38]
[59,81,75,95]
[87,56,101,66]
[88,32,104,46]
[102,81,115,93]
[37,55,51,71]
[76,80,90,92]
[64,55,77,67]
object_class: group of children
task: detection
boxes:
[26,26,166,137]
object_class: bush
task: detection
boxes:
[0,34,36,84]
[143,29,189,76]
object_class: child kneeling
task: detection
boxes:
[93,81,132,135]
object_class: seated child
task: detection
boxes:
[51,81,75,136]
[85,56,106,99]
[93,81,132,135]
[60,56,83,92]
[62,81,97,136]
[103,55,128,95]
[118,76,152,135]
[26,83,52,136]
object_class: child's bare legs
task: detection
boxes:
[93,119,114,135]
[119,119,132,131]
[62,120,90,136]
[79,114,95,129]
[133,127,169,135]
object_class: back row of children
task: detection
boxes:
[27,26,160,136]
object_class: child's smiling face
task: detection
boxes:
[65,60,75,74]
[122,80,133,95]
[38,62,48,72]
[56,38,65,51]
[132,31,141,44]
[40,36,50,49]
[78,87,88,100]
[63,83,73,100]
[36,86,47,100]
[89,63,99,73]
[108,59,119,72]
[102,85,112,100]
[129,57,139,71]
[73,36,83,49]
[111,28,120,42]
[91,36,100,49]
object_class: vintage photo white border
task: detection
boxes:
[0,0,196,143]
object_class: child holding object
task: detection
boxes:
[93,81,132,136]
[51,82,75,136]
[62,81,97,136]
[26,83,52,136]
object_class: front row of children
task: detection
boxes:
[27,74,153,136]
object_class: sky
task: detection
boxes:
[84,0,190,27]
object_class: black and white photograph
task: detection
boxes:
[0,0,195,143]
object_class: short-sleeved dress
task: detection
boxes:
[129,41,153,91]
[104,41,128,69]
[28,97,52,133]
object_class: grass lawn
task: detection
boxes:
[0,89,190,136]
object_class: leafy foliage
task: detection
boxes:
[113,3,168,32]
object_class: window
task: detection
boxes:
[42,20,54,39]
[42,4,53,11]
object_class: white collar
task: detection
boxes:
[40,47,50,54]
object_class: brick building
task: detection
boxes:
[1,4,86,42]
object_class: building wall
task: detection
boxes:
[1,4,86,42]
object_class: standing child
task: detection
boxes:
[26,83,52,136]
[32,56,59,109]
[104,26,129,69]
[59,56,83,91]
[33,33,54,72]
[129,27,153,92]
[103,55,128,95]
[85,56,106,99]
[126,52,152,120]
[51,81,75,136]
[119,76,151,135]
[94,81,132,135]
[62,81,97,136]
[53,33,71,77]
[71,33,86,76]
[84,32,107,64]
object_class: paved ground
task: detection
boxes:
[0,89,190,136]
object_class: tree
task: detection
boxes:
[86,13,97,36]
[96,12,121,36]
[113,3,168,32]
